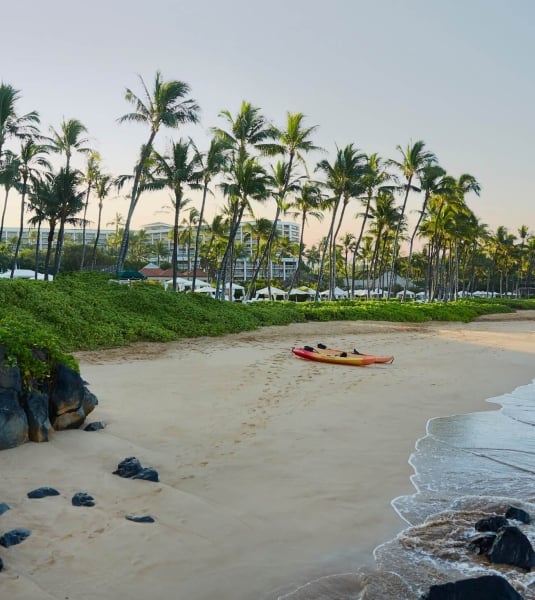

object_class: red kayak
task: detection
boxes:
[291,346,376,366]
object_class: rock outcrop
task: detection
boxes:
[0,351,97,450]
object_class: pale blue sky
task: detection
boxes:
[2,0,534,244]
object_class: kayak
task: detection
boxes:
[291,346,376,366]
[315,343,394,364]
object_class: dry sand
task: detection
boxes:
[1,313,535,600]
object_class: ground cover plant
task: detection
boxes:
[0,273,531,381]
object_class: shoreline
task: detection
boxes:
[2,315,535,599]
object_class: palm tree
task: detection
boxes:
[79,151,101,269]
[367,189,402,290]
[180,206,199,271]
[11,138,51,276]
[216,155,270,298]
[213,100,271,158]
[190,136,228,291]
[244,160,301,299]
[0,151,21,243]
[244,112,319,299]
[315,144,366,299]
[400,162,448,299]
[0,83,40,159]
[46,117,91,173]
[27,174,53,276]
[150,139,200,290]
[386,140,436,296]
[115,71,200,272]
[91,172,114,268]
[51,168,86,274]
[287,180,324,288]
[350,153,391,296]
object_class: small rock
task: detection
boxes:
[0,503,10,516]
[132,467,159,482]
[113,457,142,478]
[506,506,531,524]
[0,556,3,571]
[84,421,105,432]
[125,514,155,523]
[0,528,31,548]
[475,515,508,532]
[467,534,496,555]
[27,487,60,499]
[71,492,95,507]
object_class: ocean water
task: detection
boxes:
[279,378,535,599]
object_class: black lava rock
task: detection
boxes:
[84,421,105,432]
[113,457,143,478]
[125,514,155,523]
[422,574,523,599]
[467,534,496,555]
[0,528,31,548]
[488,526,535,570]
[27,487,60,499]
[506,506,531,524]
[132,467,159,482]
[71,492,95,507]
[475,515,509,532]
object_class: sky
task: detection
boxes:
[2,0,534,247]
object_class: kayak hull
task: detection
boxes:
[291,347,375,366]
[315,344,394,364]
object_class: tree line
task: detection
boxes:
[0,72,533,300]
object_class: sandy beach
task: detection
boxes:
[1,313,535,600]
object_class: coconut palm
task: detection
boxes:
[287,180,324,288]
[11,138,51,276]
[244,160,302,298]
[27,174,53,276]
[216,155,270,298]
[46,117,91,173]
[213,100,271,158]
[115,71,200,272]
[350,153,391,296]
[149,139,200,290]
[91,172,114,268]
[190,136,228,291]
[51,168,86,274]
[315,144,366,299]
[0,151,21,243]
[400,162,448,299]
[247,113,320,298]
[0,83,40,159]
[386,140,436,296]
[367,189,403,290]
[79,151,101,269]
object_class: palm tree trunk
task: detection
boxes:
[191,181,209,292]
[116,134,156,272]
[34,223,42,277]
[11,175,29,277]
[79,185,91,270]
[387,178,412,297]
[0,188,10,244]
[91,202,103,268]
[43,224,56,280]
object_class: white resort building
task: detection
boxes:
[0,220,300,282]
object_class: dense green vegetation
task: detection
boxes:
[1,78,534,306]
[0,274,532,380]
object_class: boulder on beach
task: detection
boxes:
[423,574,523,599]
